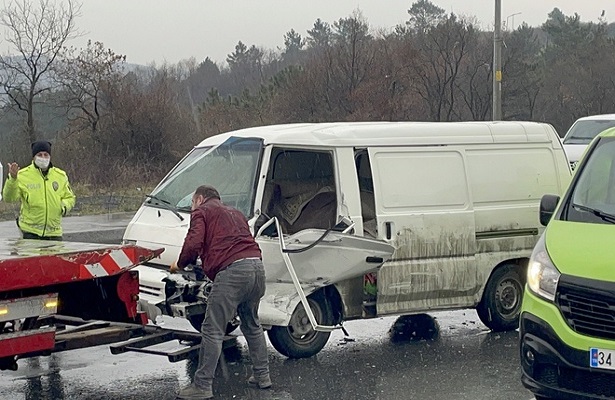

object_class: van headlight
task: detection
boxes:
[527,234,560,302]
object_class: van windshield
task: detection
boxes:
[148,137,263,217]
[565,137,615,224]
[563,120,615,144]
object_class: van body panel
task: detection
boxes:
[258,230,394,285]
[258,282,304,327]
[369,146,478,314]
[474,236,540,299]
[546,221,615,281]
[124,206,189,266]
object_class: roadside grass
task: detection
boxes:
[0,183,154,221]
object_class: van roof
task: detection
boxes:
[196,121,560,148]
[574,114,615,121]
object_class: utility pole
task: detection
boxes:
[493,0,502,121]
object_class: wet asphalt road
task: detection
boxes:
[1,312,534,400]
[0,215,534,399]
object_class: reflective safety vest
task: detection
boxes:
[2,163,76,237]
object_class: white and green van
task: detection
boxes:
[521,128,615,399]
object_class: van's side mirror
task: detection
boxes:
[539,194,560,226]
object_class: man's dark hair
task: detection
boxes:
[195,185,221,200]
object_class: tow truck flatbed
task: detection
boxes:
[0,238,162,291]
[0,238,165,370]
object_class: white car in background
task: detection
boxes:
[562,114,615,166]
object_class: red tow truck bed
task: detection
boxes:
[0,239,164,370]
[0,239,162,291]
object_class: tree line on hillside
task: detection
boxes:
[0,0,614,186]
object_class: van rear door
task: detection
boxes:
[367,147,479,315]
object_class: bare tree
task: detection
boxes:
[0,0,81,143]
[411,14,475,121]
[55,40,125,136]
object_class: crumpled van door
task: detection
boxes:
[254,225,394,327]
[368,147,480,315]
[257,228,394,285]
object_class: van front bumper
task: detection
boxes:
[520,311,615,400]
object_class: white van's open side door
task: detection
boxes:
[367,147,480,315]
[254,217,394,328]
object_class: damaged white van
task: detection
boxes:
[123,121,571,358]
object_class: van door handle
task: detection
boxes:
[385,222,392,240]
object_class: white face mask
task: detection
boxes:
[34,156,50,170]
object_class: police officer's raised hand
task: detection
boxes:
[8,163,19,179]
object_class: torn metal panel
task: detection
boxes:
[258,283,304,327]
[256,229,394,285]
[255,228,393,327]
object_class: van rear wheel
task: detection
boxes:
[477,264,524,331]
[267,294,333,358]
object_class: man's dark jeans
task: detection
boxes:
[194,258,269,389]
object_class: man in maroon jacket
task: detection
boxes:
[171,185,270,400]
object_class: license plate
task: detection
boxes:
[590,348,615,370]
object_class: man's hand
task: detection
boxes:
[7,163,19,179]
[170,261,180,274]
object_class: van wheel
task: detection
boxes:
[188,314,239,335]
[477,264,524,331]
[267,293,333,358]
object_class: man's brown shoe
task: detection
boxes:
[247,374,272,389]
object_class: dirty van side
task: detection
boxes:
[356,135,569,331]
[521,129,615,400]
[123,121,571,359]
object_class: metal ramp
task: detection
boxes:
[109,326,238,363]
[12,315,235,364]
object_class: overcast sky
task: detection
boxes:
[72,1,613,65]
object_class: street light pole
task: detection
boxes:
[506,12,522,30]
[493,0,502,121]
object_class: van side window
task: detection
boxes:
[262,148,337,234]
[355,151,377,238]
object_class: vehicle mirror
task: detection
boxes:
[539,194,560,226]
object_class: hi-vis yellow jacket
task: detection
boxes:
[2,163,76,237]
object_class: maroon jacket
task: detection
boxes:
[177,198,261,280]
